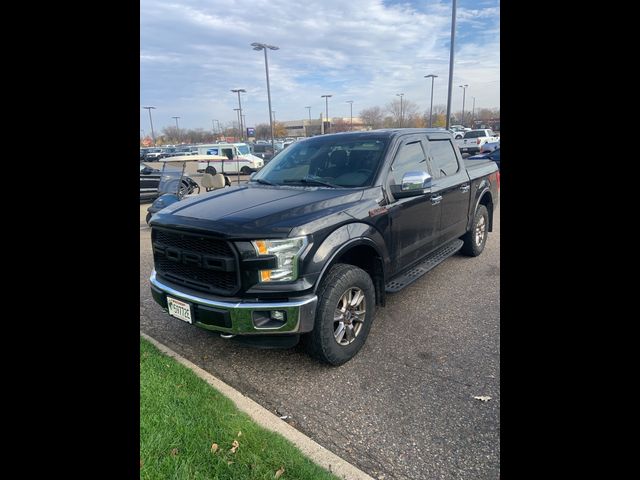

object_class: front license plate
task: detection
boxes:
[167,297,193,324]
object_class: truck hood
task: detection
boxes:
[151,184,365,238]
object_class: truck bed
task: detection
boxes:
[464,159,498,180]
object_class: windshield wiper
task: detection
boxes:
[284,176,339,188]
[252,178,276,186]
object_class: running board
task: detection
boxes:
[385,240,464,293]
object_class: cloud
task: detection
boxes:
[141,0,499,129]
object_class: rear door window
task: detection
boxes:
[429,139,460,177]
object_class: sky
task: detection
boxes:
[140,0,499,133]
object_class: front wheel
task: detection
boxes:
[461,205,489,256]
[304,263,375,366]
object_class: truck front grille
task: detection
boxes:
[152,228,240,295]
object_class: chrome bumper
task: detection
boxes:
[149,270,318,335]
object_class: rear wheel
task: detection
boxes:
[304,263,375,365]
[461,205,489,256]
[241,166,252,175]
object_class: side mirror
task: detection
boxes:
[393,171,432,198]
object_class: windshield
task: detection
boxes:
[237,145,250,155]
[253,136,388,188]
[158,163,185,195]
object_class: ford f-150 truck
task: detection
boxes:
[149,129,499,365]
[456,129,499,155]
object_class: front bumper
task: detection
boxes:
[149,270,318,335]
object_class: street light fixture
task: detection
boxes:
[396,93,404,127]
[321,95,332,134]
[459,84,468,126]
[231,88,246,141]
[142,106,156,146]
[346,101,354,131]
[172,116,181,143]
[251,42,279,152]
[424,74,438,128]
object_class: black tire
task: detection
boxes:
[145,212,152,224]
[304,263,376,366]
[241,166,251,175]
[461,204,489,256]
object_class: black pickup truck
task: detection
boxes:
[149,129,499,365]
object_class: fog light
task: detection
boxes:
[271,310,285,321]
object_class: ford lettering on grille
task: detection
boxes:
[153,243,235,272]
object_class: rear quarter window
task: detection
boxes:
[429,139,459,177]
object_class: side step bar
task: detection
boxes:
[385,239,464,293]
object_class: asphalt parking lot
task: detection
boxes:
[139,191,500,479]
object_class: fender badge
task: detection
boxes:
[369,207,388,217]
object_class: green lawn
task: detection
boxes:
[140,337,339,479]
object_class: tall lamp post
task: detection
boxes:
[142,106,156,146]
[171,116,180,143]
[321,95,332,133]
[424,74,438,127]
[251,42,279,152]
[231,88,246,141]
[445,0,457,129]
[396,93,404,127]
[471,96,476,127]
[233,108,241,141]
[459,84,468,126]
[305,106,312,136]
[346,100,354,131]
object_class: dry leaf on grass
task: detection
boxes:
[227,460,234,465]
[275,466,285,478]
[230,440,240,454]
[170,448,179,456]
[237,431,242,437]
[473,395,492,402]
[211,443,219,453]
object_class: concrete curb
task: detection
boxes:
[141,332,375,480]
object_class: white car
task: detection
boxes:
[196,143,264,174]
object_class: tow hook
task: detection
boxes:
[220,334,236,339]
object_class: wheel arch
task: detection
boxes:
[314,237,387,307]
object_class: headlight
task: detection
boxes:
[251,237,308,282]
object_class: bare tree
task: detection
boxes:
[385,99,420,127]
[330,118,350,133]
[255,123,271,140]
[359,106,384,129]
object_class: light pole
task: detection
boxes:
[459,84,468,126]
[471,96,476,127]
[233,108,241,141]
[396,93,404,127]
[424,74,438,128]
[305,106,312,136]
[445,0,457,129]
[142,106,156,146]
[272,111,276,123]
[231,88,246,141]
[251,42,279,152]
[321,95,332,133]
[172,116,180,143]
[242,114,247,138]
[346,101,354,131]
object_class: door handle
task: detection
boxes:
[460,184,470,193]
[431,195,442,205]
